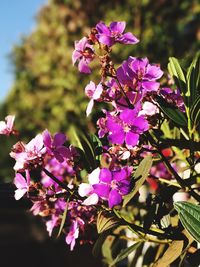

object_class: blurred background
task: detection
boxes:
[0,0,199,266]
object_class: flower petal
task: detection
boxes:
[99,168,112,183]
[86,99,94,117]
[72,50,81,65]
[96,22,110,34]
[132,116,149,132]
[110,21,126,34]
[78,59,91,74]
[108,130,125,145]
[14,173,27,189]
[88,167,100,185]
[96,34,114,46]
[14,188,27,200]
[112,169,127,181]
[142,81,160,92]
[78,183,93,197]
[93,184,110,199]
[53,133,66,146]
[108,190,122,208]
[5,115,15,131]
[118,32,139,44]
[83,193,99,205]
[119,109,137,125]
[125,132,139,147]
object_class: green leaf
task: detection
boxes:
[156,95,187,127]
[174,201,200,243]
[123,156,153,207]
[102,235,115,264]
[186,52,200,107]
[153,229,193,267]
[90,134,103,161]
[190,95,200,128]
[68,126,97,170]
[97,211,120,234]
[109,242,141,267]
[92,230,111,258]
[168,57,187,95]
[57,199,69,237]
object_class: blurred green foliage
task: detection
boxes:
[0,0,199,181]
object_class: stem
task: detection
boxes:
[120,235,171,244]
[146,132,200,202]
[125,221,172,240]
[117,214,173,240]
[43,168,73,194]
[111,73,134,109]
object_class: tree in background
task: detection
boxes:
[0,0,199,181]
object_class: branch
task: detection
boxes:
[146,132,200,202]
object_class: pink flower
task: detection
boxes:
[78,168,100,206]
[10,134,46,171]
[46,214,59,236]
[85,81,103,116]
[72,37,95,74]
[14,170,30,200]
[0,115,15,136]
[65,220,80,251]
[139,101,159,116]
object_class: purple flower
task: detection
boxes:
[0,115,15,136]
[160,87,185,112]
[96,21,139,47]
[10,134,46,171]
[79,167,132,208]
[117,57,163,93]
[41,158,75,191]
[43,130,70,163]
[72,37,94,74]
[99,108,149,148]
[14,170,30,200]
[85,81,103,116]
[150,162,173,181]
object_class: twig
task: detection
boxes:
[43,168,73,194]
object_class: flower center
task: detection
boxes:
[110,180,118,190]
[82,48,94,59]
[137,69,144,80]
[123,124,131,133]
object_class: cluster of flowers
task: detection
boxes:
[0,21,188,250]
[10,129,98,250]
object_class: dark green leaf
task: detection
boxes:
[190,95,200,128]
[68,126,97,170]
[156,95,187,127]
[168,57,187,95]
[123,156,152,207]
[92,230,111,258]
[174,201,200,243]
[187,52,200,106]
[109,242,141,267]
[97,211,120,234]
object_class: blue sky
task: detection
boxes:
[0,0,46,102]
